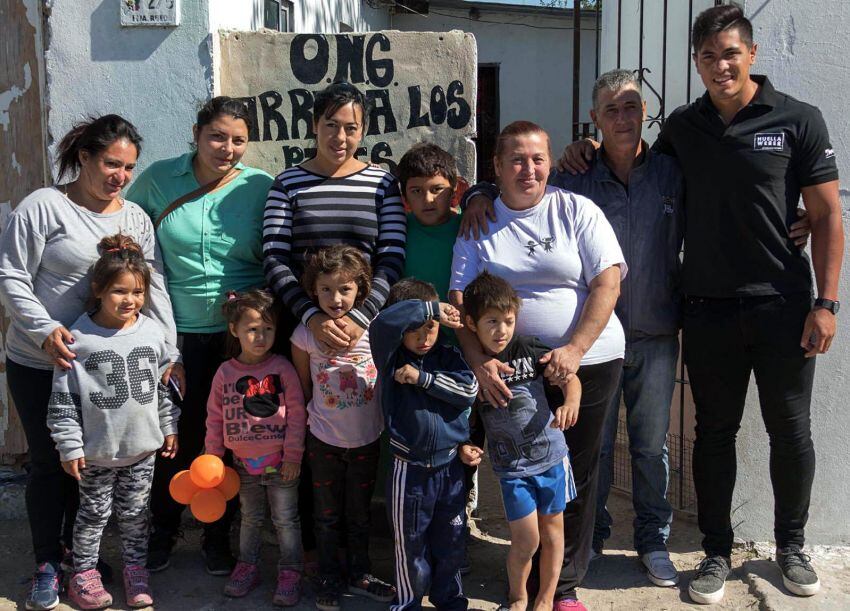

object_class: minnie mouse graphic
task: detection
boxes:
[235,374,282,418]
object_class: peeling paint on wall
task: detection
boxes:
[0,64,33,131]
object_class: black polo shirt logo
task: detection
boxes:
[753,132,786,151]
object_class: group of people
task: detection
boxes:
[0,3,842,611]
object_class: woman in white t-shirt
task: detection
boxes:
[449,120,626,610]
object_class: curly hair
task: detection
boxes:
[301,245,372,307]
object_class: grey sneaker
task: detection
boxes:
[777,549,820,597]
[688,555,730,605]
[641,550,679,587]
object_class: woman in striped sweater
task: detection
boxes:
[262,81,405,608]
[263,81,406,353]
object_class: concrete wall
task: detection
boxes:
[733,0,850,547]
[44,0,213,178]
[393,6,599,156]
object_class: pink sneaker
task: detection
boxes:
[224,561,261,597]
[553,598,588,611]
[69,569,113,609]
[123,564,153,607]
[273,569,302,606]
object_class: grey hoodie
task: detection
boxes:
[47,312,180,467]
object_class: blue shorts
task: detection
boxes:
[498,457,576,522]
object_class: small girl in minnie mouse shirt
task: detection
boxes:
[204,289,307,605]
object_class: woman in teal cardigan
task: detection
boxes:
[126,97,273,576]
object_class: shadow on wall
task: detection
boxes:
[90,0,176,61]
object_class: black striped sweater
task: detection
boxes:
[263,164,407,328]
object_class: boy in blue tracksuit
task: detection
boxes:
[370,278,478,611]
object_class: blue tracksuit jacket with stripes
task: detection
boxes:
[370,300,478,468]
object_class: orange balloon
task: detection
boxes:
[190,488,226,523]
[216,467,240,501]
[189,454,225,489]
[168,470,199,505]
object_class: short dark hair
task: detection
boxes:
[221,288,280,357]
[56,115,142,182]
[462,271,521,323]
[312,80,371,132]
[196,96,253,133]
[301,245,372,307]
[692,2,753,54]
[89,234,150,307]
[397,143,459,193]
[387,278,439,306]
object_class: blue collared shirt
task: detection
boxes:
[551,146,685,338]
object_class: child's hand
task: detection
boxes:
[438,303,463,329]
[161,435,179,459]
[62,457,86,481]
[281,461,301,481]
[394,364,420,385]
[552,403,580,430]
[459,444,484,466]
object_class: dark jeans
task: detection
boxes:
[7,359,79,564]
[307,432,380,580]
[683,294,816,557]
[546,358,623,600]
[595,335,678,555]
[149,332,237,542]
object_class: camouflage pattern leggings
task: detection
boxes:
[73,453,155,571]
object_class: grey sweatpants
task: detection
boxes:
[73,454,156,571]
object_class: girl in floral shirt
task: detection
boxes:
[290,245,394,608]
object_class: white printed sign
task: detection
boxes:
[120,0,180,27]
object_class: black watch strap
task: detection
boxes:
[814,298,840,314]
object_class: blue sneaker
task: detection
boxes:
[26,562,62,610]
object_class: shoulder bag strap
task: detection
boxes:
[153,168,242,230]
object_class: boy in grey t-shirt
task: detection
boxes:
[459,272,580,611]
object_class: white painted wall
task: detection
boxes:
[45,0,213,178]
[393,6,599,155]
[209,0,391,34]
[733,0,850,547]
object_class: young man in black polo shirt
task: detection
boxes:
[650,4,843,605]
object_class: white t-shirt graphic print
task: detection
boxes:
[451,186,627,365]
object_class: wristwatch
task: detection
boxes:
[814,298,840,314]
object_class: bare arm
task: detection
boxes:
[290,344,313,404]
[799,180,844,355]
[449,289,513,407]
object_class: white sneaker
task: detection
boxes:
[641,550,679,587]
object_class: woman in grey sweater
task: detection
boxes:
[0,115,179,611]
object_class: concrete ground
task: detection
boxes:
[1,463,848,610]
